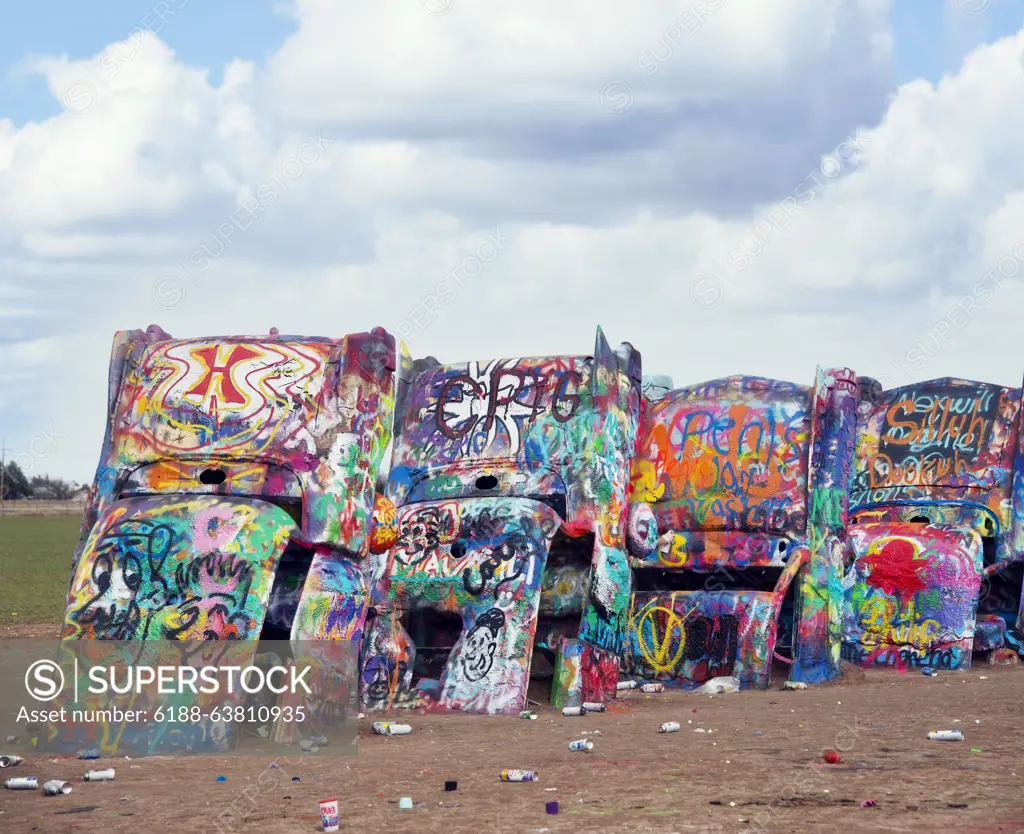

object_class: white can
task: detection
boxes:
[3,777,37,790]
[641,683,664,693]
[927,730,963,741]
[319,797,339,832]
[43,780,72,796]
[562,706,586,716]
[616,681,637,691]
[83,769,115,781]
[660,722,681,733]
[581,702,606,712]
[0,755,23,768]
[372,722,412,736]
[568,739,593,752]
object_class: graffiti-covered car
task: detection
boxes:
[845,377,1023,668]
[625,369,859,687]
[65,324,395,646]
[361,327,641,714]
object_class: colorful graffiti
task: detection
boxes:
[65,323,1024,724]
[362,497,561,713]
[368,327,641,713]
[851,378,1019,546]
[64,495,294,641]
[842,523,983,670]
[628,371,854,689]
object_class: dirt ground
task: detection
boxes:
[3,623,1024,834]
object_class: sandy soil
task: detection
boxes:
[3,623,1024,834]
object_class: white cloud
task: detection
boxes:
[4,2,1024,480]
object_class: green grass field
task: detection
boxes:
[0,514,82,625]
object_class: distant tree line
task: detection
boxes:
[0,461,81,500]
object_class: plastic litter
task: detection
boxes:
[922,667,937,676]
[216,775,227,782]
[695,676,739,695]
[444,781,457,791]
[399,797,413,810]
[78,748,100,759]
[860,799,877,808]
[823,750,841,764]
[783,681,807,690]
[546,800,559,814]
[519,711,538,720]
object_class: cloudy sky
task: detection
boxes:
[1,0,1023,482]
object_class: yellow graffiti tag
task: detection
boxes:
[633,603,687,673]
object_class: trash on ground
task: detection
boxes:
[695,676,740,695]
[927,730,963,741]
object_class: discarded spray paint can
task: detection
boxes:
[500,769,538,782]
[783,681,807,690]
[927,730,963,741]
[77,748,100,759]
[519,711,538,720]
[562,706,587,716]
[43,780,72,796]
[299,739,320,752]
[3,777,37,790]
[0,755,23,768]
[921,667,937,676]
[307,735,328,746]
[660,722,681,733]
[568,739,593,752]
[83,769,115,781]
[581,702,606,712]
[319,797,339,832]
[4,735,17,743]
[640,683,664,693]
[616,680,637,691]
[372,722,412,736]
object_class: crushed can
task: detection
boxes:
[581,702,606,712]
[927,730,963,741]
[783,681,808,690]
[660,722,681,733]
[568,739,593,752]
[43,780,72,796]
[3,777,37,790]
[921,667,937,676]
[519,711,538,720]
[83,769,115,781]
[500,769,538,782]
[307,736,328,746]
[77,748,101,759]
[640,683,664,693]
[562,706,586,716]
[0,755,23,768]
[616,680,637,691]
